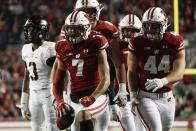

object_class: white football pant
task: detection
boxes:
[29,88,59,131]
[136,90,175,131]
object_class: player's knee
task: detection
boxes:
[119,103,132,118]
[77,110,92,121]
[149,123,162,131]
[31,122,42,131]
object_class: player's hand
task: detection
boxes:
[20,92,31,120]
[113,84,128,107]
[145,78,168,92]
[21,103,31,120]
[79,96,96,107]
[53,99,70,118]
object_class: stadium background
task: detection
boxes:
[0,0,195,130]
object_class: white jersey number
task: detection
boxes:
[29,62,38,80]
[72,59,84,76]
[144,55,170,74]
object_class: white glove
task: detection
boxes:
[113,83,128,107]
[21,92,31,120]
[145,78,168,92]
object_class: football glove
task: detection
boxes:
[20,92,31,120]
[53,99,71,118]
[113,83,128,107]
[79,96,96,107]
[145,78,168,92]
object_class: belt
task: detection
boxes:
[138,90,172,99]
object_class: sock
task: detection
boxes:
[80,119,94,131]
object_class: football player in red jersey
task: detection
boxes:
[127,7,186,131]
[53,11,110,131]
[116,14,144,131]
[72,0,128,123]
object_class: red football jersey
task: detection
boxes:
[128,32,185,93]
[56,35,108,93]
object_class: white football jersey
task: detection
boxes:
[22,41,56,90]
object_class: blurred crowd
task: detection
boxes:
[0,0,196,120]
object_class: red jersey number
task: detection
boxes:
[144,55,170,74]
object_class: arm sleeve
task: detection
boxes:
[96,35,109,50]
[43,43,56,65]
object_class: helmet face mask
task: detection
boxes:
[64,11,91,44]
[65,24,90,44]
[142,22,164,41]
[142,7,168,42]
[121,27,140,42]
[24,16,49,44]
[77,7,97,22]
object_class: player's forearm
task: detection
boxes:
[115,63,126,84]
[165,51,185,84]
[50,59,57,82]
[91,76,110,99]
[127,70,138,92]
[165,67,185,84]
[22,70,30,94]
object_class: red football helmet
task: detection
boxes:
[142,7,168,41]
[64,11,91,44]
[119,14,142,42]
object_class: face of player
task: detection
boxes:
[143,22,163,42]
[24,25,42,45]
[121,27,140,42]
[65,25,87,44]
[78,7,97,27]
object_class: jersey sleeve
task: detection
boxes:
[21,45,27,61]
[94,35,109,50]
[177,35,185,51]
[60,25,65,38]
[43,42,56,63]
[97,21,118,40]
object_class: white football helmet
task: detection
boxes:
[75,0,103,21]
[64,11,91,44]
[119,14,142,42]
[142,7,168,41]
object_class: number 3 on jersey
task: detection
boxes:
[72,59,84,76]
[144,55,170,74]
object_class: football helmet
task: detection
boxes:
[75,0,103,21]
[24,15,49,43]
[119,14,142,42]
[142,7,168,41]
[64,11,91,44]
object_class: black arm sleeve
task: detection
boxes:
[46,56,56,67]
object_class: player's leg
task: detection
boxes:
[119,101,136,131]
[133,109,146,131]
[73,94,109,131]
[136,97,162,131]
[42,89,60,131]
[159,91,176,131]
[94,106,110,131]
[108,85,120,121]
[29,90,43,131]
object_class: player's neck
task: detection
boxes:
[32,42,42,51]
